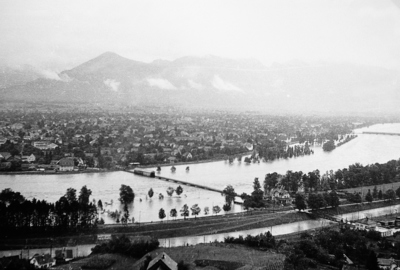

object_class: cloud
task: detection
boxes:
[147,78,177,90]
[212,75,243,92]
[187,79,204,90]
[33,68,71,82]
[104,79,120,92]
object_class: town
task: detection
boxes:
[0,103,386,173]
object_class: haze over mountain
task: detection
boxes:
[1,52,399,114]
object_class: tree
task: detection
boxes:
[79,185,92,205]
[251,178,265,208]
[385,189,396,202]
[365,189,373,204]
[212,205,221,215]
[396,187,400,199]
[159,208,166,221]
[307,193,326,210]
[190,204,201,218]
[180,204,189,220]
[222,185,236,206]
[223,203,231,211]
[365,250,379,270]
[329,191,340,208]
[97,199,103,211]
[65,188,77,204]
[166,187,175,197]
[378,190,383,200]
[148,188,154,198]
[170,208,177,219]
[322,140,336,152]
[264,173,279,192]
[372,186,378,199]
[204,206,209,215]
[119,185,135,205]
[176,185,183,196]
[294,193,307,211]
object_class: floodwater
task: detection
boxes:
[1,123,400,223]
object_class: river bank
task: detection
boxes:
[0,169,112,175]
[138,151,253,169]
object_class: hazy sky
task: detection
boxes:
[1,0,400,71]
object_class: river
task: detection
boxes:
[1,123,400,223]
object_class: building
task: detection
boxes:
[30,253,55,269]
[147,252,177,270]
[353,218,377,231]
[58,158,75,171]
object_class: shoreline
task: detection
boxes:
[137,151,253,169]
[0,151,253,175]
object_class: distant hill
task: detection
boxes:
[1,52,399,113]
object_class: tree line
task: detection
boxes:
[0,187,98,237]
[264,158,400,195]
[257,141,314,162]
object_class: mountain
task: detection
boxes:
[0,65,41,88]
[1,52,399,113]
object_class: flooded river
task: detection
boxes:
[1,123,400,223]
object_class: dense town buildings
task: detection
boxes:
[0,103,391,172]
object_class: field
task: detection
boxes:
[53,254,138,270]
[133,243,285,270]
[97,211,310,239]
[341,182,400,195]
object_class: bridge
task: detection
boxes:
[361,131,400,136]
[125,170,227,195]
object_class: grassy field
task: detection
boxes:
[53,254,138,270]
[341,182,400,195]
[316,200,398,217]
[97,211,308,239]
[133,243,285,270]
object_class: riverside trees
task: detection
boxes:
[0,187,98,236]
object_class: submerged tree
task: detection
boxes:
[170,208,177,219]
[159,208,166,221]
[213,205,221,215]
[176,185,183,196]
[222,185,236,206]
[148,188,154,198]
[190,204,201,218]
[180,204,189,219]
[119,185,135,205]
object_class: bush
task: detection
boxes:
[81,256,116,269]
[91,235,159,258]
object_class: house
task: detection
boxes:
[267,188,292,205]
[354,218,377,231]
[0,138,7,145]
[21,154,36,163]
[167,156,177,163]
[147,252,177,270]
[30,253,55,269]
[33,141,50,150]
[0,152,12,161]
[58,158,75,171]
[182,152,193,160]
[377,258,398,270]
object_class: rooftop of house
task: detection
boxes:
[147,252,177,270]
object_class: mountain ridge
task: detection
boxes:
[1,52,399,113]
